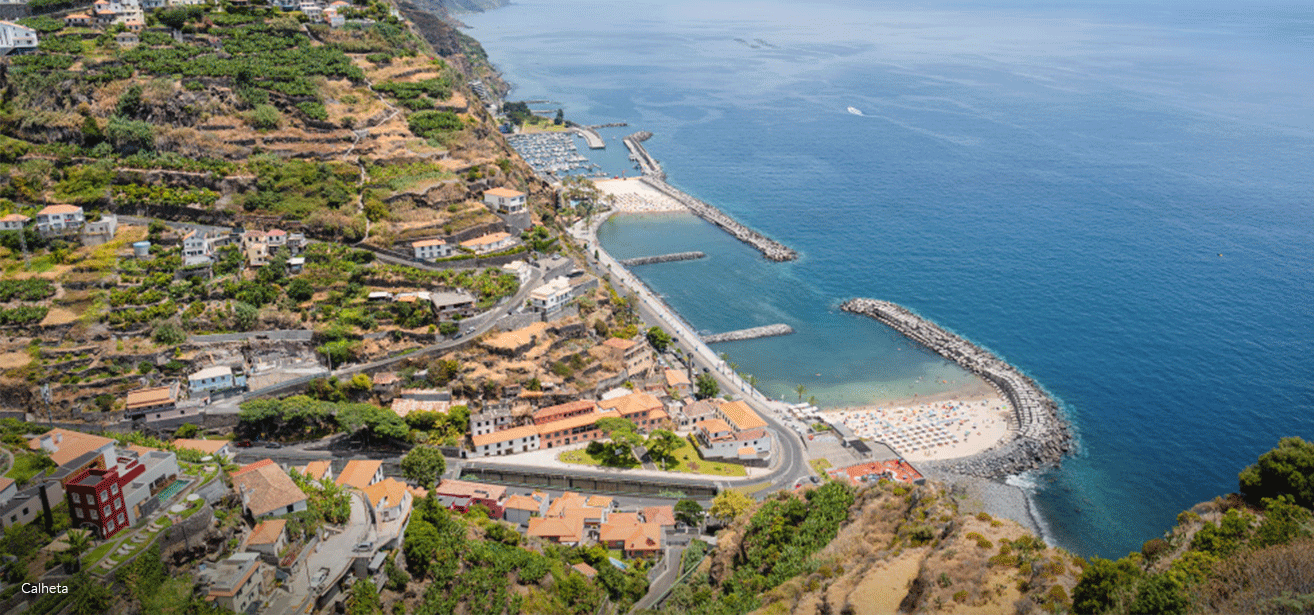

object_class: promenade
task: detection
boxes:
[569,213,813,493]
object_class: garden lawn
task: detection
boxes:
[6,452,52,486]
[559,449,604,467]
[664,440,746,477]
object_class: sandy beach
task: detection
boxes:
[595,177,689,213]
[830,395,1013,463]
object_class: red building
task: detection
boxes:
[64,462,143,538]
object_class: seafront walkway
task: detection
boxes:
[569,214,813,493]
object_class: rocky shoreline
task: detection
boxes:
[840,298,1073,478]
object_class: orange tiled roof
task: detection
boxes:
[125,385,176,411]
[664,369,690,387]
[301,460,331,481]
[28,429,115,467]
[485,187,525,198]
[643,506,676,526]
[232,461,307,517]
[597,392,662,417]
[362,478,410,510]
[535,410,621,436]
[335,460,382,489]
[533,400,596,422]
[472,424,539,448]
[247,519,286,545]
[572,562,597,578]
[718,400,766,430]
[696,418,733,435]
[435,479,506,501]
[527,516,582,543]
[502,494,542,512]
[37,204,81,215]
[601,337,636,351]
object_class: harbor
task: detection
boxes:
[504,132,603,177]
[840,298,1073,478]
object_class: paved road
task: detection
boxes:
[569,214,814,495]
[267,491,372,615]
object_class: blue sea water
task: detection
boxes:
[462,0,1314,558]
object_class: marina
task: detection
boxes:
[504,132,603,177]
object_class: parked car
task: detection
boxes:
[235,440,253,448]
[265,442,283,449]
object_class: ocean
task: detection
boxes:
[461,0,1314,558]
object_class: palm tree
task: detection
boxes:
[795,384,807,401]
[64,529,91,572]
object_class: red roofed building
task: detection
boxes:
[532,400,597,425]
[831,459,925,486]
[433,479,506,519]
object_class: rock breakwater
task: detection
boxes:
[640,177,799,262]
[620,251,706,266]
[840,298,1072,478]
[703,323,794,343]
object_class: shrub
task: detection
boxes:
[105,116,155,153]
[952,590,968,603]
[296,101,328,121]
[406,110,462,139]
[976,512,992,522]
[245,104,282,130]
[1239,437,1314,508]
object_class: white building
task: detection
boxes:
[483,188,526,214]
[204,552,267,614]
[35,205,84,234]
[119,449,180,524]
[412,238,453,261]
[528,276,573,314]
[469,405,513,436]
[0,21,38,56]
[188,365,238,393]
[81,214,117,246]
[460,231,515,255]
[0,214,30,231]
[182,229,212,260]
[470,425,540,457]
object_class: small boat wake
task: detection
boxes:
[847,106,865,116]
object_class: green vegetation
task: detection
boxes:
[407,110,464,140]
[6,450,56,487]
[400,445,447,488]
[1239,436,1314,508]
[658,482,856,615]
[695,373,719,400]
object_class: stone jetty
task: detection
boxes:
[620,131,799,262]
[840,298,1073,478]
[620,251,706,266]
[703,323,794,344]
[641,177,799,262]
[571,126,606,149]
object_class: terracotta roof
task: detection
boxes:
[836,459,923,485]
[572,562,597,578]
[597,392,662,417]
[664,369,690,387]
[335,460,382,490]
[247,519,286,545]
[362,478,410,510]
[625,523,663,552]
[535,410,621,436]
[231,460,307,517]
[172,438,228,454]
[412,238,447,248]
[28,429,115,467]
[266,229,286,236]
[125,385,176,411]
[681,400,719,420]
[126,444,160,456]
[695,418,733,435]
[602,337,636,350]
[718,400,766,430]
[460,232,511,247]
[485,187,525,198]
[0,477,13,492]
[527,516,583,543]
[586,495,614,508]
[434,479,505,501]
[66,13,91,19]
[472,424,539,448]
[533,399,596,422]
[37,204,81,215]
[0,214,29,222]
[643,506,676,526]
[502,494,542,512]
[408,485,428,499]
[301,460,331,481]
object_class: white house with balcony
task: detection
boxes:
[35,205,84,235]
[529,276,573,314]
[0,214,30,232]
[0,21,38,56]
[483,188,526,214]
[412,238,453,261]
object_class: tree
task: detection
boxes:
[174,423,199,439]
[401,446,447,488]
[674,499,704,527]
[233,301,259,331]
[594,418,642,466]
[62,529,91,572]
[646,429,683,470]
[1239,437,1314,508]
[646,326,672,353]
[695,373,719,400]
[151,322,186,345]
[794,384,807,401]
[1072,556,1140,615]
[554,108,564,125]
[286,277,314,302]
[709,489,753,523]
[1128,573,1189,615]
[337,405,409,444]
[346,578,382,615]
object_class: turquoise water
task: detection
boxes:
[463,0,1314,557]
[155,479,190,503]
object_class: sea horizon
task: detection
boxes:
[461,0,1314,558]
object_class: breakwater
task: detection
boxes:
[641,177,799,262]
[620,251,706,266]
[703,323,794,344]
[623,131,664,178]
[840,298,1072,478]
[571,126,606,149]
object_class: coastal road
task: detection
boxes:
[569,213,814,495]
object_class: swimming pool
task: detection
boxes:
[155,479,191,503]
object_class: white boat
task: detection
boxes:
[847,106,863,115]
